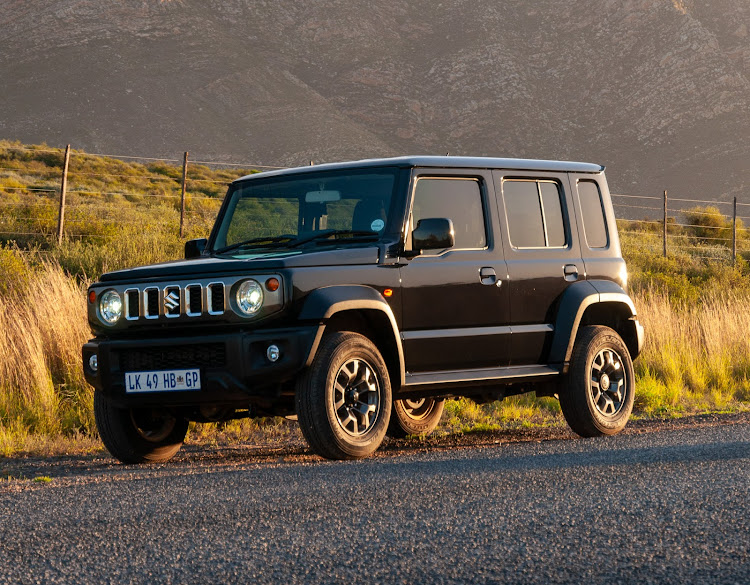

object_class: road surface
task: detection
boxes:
[1,415,748,584]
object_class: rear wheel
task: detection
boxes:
[387,397,444,438]
[94,390,189,464]
[296,332,391,460]
[560,325,635,437]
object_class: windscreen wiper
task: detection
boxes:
[287,230,380,248]
[214,235,296,254]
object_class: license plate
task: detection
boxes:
[125,369,201,393]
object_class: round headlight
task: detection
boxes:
[236,279,263,315]
[99,290,122,324]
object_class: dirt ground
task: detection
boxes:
[1,411,748,490]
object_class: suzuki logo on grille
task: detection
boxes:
[164,291,180,311]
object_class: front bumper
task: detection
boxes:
[82,326,319,408]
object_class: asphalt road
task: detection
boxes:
[1,418,748,585]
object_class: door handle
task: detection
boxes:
[480,267,497,286]
[564,264,579,282]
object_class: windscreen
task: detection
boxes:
[213,168,399,253]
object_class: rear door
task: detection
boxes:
[569,173,626,285]
[398,169,510,373]
[492,171,583,365]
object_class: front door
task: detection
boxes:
[399,170,510,373]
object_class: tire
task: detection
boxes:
[387,398,444,438]
[560,325,635,437]
[94,390,189,464]
[295,332,392,460]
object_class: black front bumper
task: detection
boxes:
[82,326,319,408]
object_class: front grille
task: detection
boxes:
[119,283,227,320]
[118,343,226,371]
[187,285,202,315]
[125,290,139,320]
[209,283,225,314]
[145,287,159,319]
[164,286,181,317]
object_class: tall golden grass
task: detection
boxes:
[632,289,750,414]
[0,258,93,455]
[1,251,749,456]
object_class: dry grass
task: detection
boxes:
[2,256,750,456]
[1,162,750,455]
[632,289,750,415]
[0,257,93,456]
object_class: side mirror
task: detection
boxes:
[185,238,207,259]
[411,218,455,253]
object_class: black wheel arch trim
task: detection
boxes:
[299,285,405,386]
[549,280,643,371]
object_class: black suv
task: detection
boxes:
[83,156,644,463]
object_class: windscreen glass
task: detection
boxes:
[214,168,400,253]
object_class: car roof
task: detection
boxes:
[232,156,604,183]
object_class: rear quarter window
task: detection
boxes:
[577,181,608,249]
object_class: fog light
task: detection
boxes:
[266,345,280,362]
[88,354,98,373]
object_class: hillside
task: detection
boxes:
[2,0,750,200]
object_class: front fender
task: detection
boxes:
[298,285,405,386]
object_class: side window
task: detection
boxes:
[503,179,567,249]
[577,181,608,249]
[412,178,486,250]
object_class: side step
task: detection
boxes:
[403,364,561,387]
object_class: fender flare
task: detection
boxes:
[549,280,640,369]
[299,285,405,386]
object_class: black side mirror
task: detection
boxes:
[411,218,455,253]
[185,238,207,259]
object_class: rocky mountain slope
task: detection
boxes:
[2,0,750,200]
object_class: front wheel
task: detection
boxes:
[94,390,189,464]
[295,332,391,460]
[387,398,444,438]
[559,325,635,437]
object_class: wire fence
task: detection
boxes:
[0,143,289,245]
[610,189,748,263]
[0,143,747,263]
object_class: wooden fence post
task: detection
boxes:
[663,189,668,258]
[180,151,188,238]
[732,196,737,266]
[56,144,71,245]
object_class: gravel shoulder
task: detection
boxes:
[1,412,748,585]
[2,411,748,491]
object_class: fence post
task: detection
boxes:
[732,196,737,266]
[663,189,668,257]
[56,144,71,245]
[179,151,188,238]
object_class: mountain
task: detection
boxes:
[2,0,750,202]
